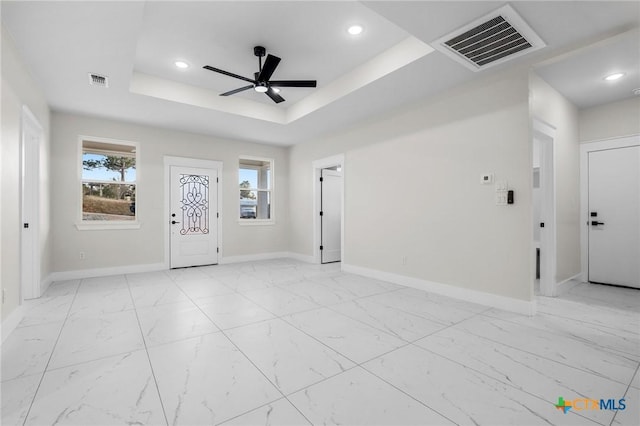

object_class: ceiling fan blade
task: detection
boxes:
[257,54,281,82]
[269,80,317,88]
[265,87,285,103]
[219,85,254,96]
[203,65,255,84]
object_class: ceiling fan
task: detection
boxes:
[203,46,317,104]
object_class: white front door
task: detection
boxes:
[321,169,342,264]
[588,145,640,288]
[170,166,219,268]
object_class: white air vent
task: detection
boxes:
[433,5,545,71]
[88,73,109,87]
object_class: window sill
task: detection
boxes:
[238,220,275,226]
[76,222,141,231]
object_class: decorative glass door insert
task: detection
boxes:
[179,174,209,235]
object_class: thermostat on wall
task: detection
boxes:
[481,173,494,184]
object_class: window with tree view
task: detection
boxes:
[82,139,137,222]
[239,157,272,221]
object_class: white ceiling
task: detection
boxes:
[2,1,639,146]
[535,29,640,109]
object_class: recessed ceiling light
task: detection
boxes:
[347,25,363,36]
[633,88,640,96]
[174,61,189,69]
[604,72,624,81]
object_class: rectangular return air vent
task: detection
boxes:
[88,73,109,87]
[433,5,545,71]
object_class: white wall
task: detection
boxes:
[579,97,640,142]
[530,73,581,283]
[50,112,289,273]
[1,25,51,322]
[290,67,533,302]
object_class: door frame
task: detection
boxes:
[21,106,43,300]
[164,156,223,269]
[580,134,640,282]
[533,119,557,297]
[319,168,343,264]
[312,154,344,265]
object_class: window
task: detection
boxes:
[80,138,138,226]
[239,157,273,222]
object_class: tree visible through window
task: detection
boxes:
[81,139,137,221]
[239,157,272,221]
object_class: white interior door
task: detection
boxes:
[170,166,218,268]
[533,125,556,297]
[21,108,41,300]
[588,146,640,288]
[321,169,342,264]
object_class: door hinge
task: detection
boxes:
[217,177,219,183]
[217,247,219,253]
[320,245,324,250]
[217,212,219,218]
[319,177,323,182]
[319,211,323,216]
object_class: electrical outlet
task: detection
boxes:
[79,251,85,260]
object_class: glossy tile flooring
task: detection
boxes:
[2,259,638,425]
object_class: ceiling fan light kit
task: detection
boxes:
[203,46,317,103]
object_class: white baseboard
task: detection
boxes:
[1,304,25,344]
[555,273,583,296]
[49,253,315,281]
[342,263,536,316]
[40,273,54,296]
[49,262,166,282]
[220,252,293,265]
[284,252,316,264]
[220,252,316,265]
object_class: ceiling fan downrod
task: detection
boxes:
[254,46,266,73]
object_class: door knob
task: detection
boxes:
[591,221,605,226]
[171,220,180,225]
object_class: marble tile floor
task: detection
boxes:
[1,258,638,425]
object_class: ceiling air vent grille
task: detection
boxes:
[88,73,109,88]
[433,5,545,72]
